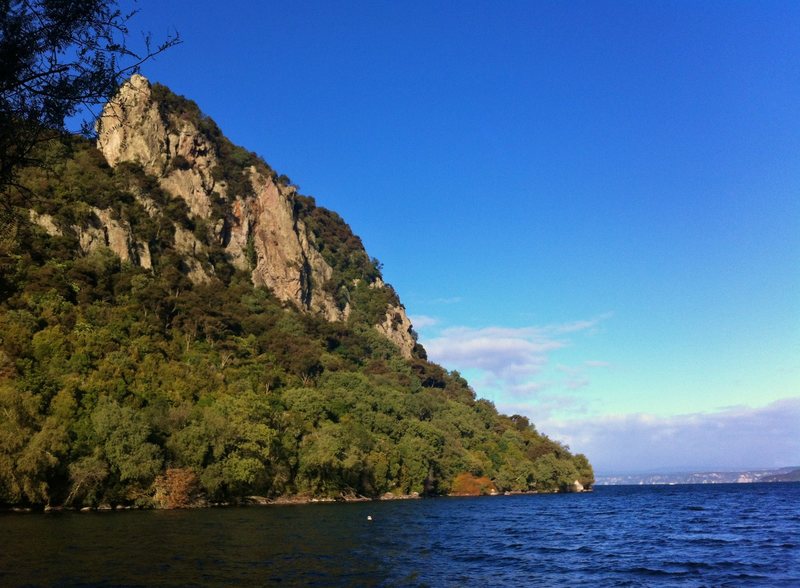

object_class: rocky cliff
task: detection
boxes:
[92,75,415,357]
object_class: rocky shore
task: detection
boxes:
[2,485,598,514]
[1,491,424,513]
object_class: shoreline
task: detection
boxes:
[1,491,423,514]
[1,486,594,514]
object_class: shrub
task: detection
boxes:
[450,472,497,496]
[153,468,201,509]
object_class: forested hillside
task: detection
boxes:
[0,80,593,509]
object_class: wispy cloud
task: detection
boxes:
[408,314,439,329]
[417,311,799,476]
[551,312,612,334]
[585,360,610,368]
[538,397,800,474]
[421,314,610,397]
[425,325,565,382]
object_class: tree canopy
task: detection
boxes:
[0,134,594,508]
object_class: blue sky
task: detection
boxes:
[118,0,799,473]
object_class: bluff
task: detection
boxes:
[95,75,415,357]
[0,77,593,509]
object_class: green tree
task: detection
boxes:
[192,392,277,499]
[0,0,179,194]
[66,452,108,506]
[573,453,595,487]
[0,383,72,505]
[91,399,162,493]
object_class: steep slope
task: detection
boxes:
[94,75,416,356]
[0,78,593,509]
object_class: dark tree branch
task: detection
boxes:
[0,0,180,203]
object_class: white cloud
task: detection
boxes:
[408,314,439,329]
[564,377,590,390]
[416,312,798,476]
[421,315,609,392]
[424,326,561,382]
[538,397,800,474]
[552,317,605,334]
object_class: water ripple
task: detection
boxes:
[0,483,798,586]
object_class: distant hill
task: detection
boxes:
[596,467,800,485]
[0,76,593,509]
[759,468,800,483]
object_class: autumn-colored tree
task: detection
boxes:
[153,468,201,509]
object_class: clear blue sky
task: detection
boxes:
[120,0,799,473]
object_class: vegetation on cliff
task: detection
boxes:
[0,87,593,509]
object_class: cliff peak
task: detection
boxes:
[95,75,416,357]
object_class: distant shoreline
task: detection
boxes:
[596,466,800,486]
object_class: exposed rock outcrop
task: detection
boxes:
[228,169,347,321]
[97,74,219,218]
[376,304,415,359]
[28,211,61,236]
[91,208,152,269]
[30,208,152,269]
[173,226,212,284]
[95,75,415,357]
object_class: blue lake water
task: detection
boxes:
[1,483,798,586]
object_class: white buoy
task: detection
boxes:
[367,515,373,521]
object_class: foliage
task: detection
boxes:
[153,468,201,509]
[451,473,497,496]
[0,115,593,511]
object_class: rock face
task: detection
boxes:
[95,75,415,356]
[97,74,219,218]
[231,170,345,322]
[30,209,152,269]
[376,305,416,359]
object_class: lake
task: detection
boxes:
[1,484,798,586]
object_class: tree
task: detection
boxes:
[91,399,162,490]
[0,0,179,196]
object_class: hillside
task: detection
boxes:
[760,468,800,483]
[0,76,592,509]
